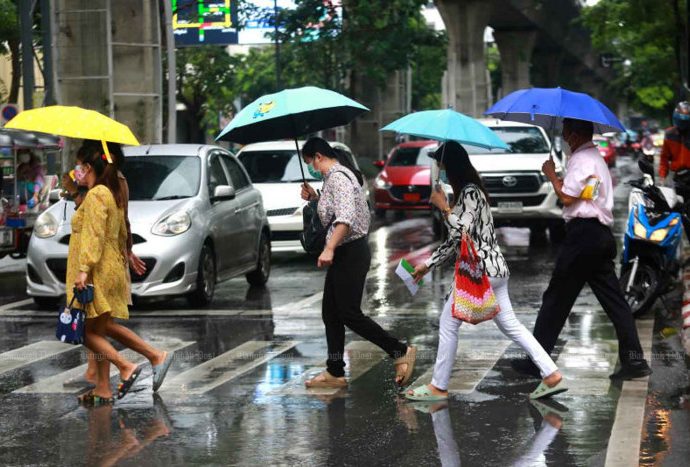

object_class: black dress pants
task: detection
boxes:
[322,237,407,377]
[532,218,645,366]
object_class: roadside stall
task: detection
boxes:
[0,129,62,259]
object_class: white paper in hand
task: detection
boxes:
[395,258,424,296]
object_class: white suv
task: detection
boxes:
[237,140,366,253]
[430,119,566,242]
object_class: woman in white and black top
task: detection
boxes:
[407,141,567,401]
[300,137,416,390]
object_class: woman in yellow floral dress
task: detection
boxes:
[67,146,142,404]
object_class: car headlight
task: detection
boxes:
[375,175,391,189]
[152,210,191,236]
[649,228,668,243]
[34,211,58,238]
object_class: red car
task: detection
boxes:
[373,140,436,216]
[594,135,616,167]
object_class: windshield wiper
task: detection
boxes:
[151,195,191,201]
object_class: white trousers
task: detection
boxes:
[431,276,558,390]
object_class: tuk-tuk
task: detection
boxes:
[0,129,62,259]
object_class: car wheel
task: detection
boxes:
[375,208,386,218]
[246,232,271,286]
[548,223,566,244]
[187,243,216,307]
[34,296,59,310]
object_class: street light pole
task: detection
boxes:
[19,0,34,109]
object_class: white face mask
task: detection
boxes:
[19,153,30,164]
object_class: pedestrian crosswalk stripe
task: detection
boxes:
[0,341,75,377]
[556,339,618,396]
[408,324,511,394]
[270,340,387,396]
[14,339,195,394]
[159,340,299,395]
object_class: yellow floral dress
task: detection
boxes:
[66,184,129,319]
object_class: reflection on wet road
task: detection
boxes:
[0,157,687,465]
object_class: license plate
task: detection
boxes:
[403,193,421,202]
[497,201,523,212]
[0,229,12,247]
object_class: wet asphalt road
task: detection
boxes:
[0,157,689,466]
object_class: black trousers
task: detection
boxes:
[322,237,407,377]
[532,218,645,366]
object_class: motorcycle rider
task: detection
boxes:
[660,101,690,200]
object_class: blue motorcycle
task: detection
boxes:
[620,159,687,317]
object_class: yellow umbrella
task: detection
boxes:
[5,105,140,162]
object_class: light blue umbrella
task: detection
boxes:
[216,86,369,144]
[380,108,509,150]
[485,87,624,134]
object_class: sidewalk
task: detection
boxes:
[683,244,690,355]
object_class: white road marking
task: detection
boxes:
[270,340,386,396]
[408,324,511,394]
[0,341,75,376]
[556,339,619,396]
[159,340,299,395]
[604,319,654,467]
[14,339,195,394]
[0,298,33,311]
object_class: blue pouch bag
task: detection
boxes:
[56,286,93,345]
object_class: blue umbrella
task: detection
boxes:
[380,108,509,150]
[216,86,368,144]
[484,87,624,134]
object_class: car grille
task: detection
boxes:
[489,195,547,207]
[267,207,298,217]
[131,258,156,283]
[45,257,156,283]
[59,233,147,245]
[271,231,301,241]
[389,185,431,201]
[482,173,542,194]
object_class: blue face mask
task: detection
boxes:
[307,163,322,180]
[439,169,448,183]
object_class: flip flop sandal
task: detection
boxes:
[152,352,174,392]
[529,380,569,400]
[394,346,417,387]
[404,385,448,402]
[304,371,348,389]
[117,365,143,400]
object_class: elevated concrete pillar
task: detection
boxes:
[493,29,536,97]
[436,0,491,117]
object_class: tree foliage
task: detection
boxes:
[581,0,685,115]
[0,0,20,103]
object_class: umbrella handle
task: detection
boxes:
[294,138,306,184]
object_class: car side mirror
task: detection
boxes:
[373,160,385,168]
[212,185,236,201]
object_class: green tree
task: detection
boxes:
[0,0,20,104]
[272,0,437,103]
[581,0,685,116]
[175,46,239,142]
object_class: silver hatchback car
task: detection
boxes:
[26,144,271,308]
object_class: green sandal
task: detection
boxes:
[529,380,568,400]
[404,385,449,402]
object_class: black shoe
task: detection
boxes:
[510,358,541,378]
[609,361,652,380]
